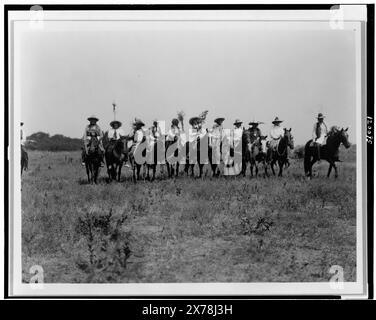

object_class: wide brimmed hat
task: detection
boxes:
[189,116,201,126]
[272,117,283,124]
[110,120,122,127]
[317,113,325,119]
[133,118,145,127]
[233,119,243,125]
[214,117,225,124]
[87,115,99,122]
[249,120,262,126]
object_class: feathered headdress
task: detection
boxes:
[177,110,185,123]
[198,110,209,123]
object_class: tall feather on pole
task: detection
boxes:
[112,101,116,121]
[177,110,185,131]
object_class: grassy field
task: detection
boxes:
[21,147,357,283]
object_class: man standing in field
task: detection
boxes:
[312,113,328,162]
[82,115,105,166]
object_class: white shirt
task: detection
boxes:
[21,128,26,145]
[270,125,284,140]
[166,126,182,142]
[188,128,206,143]
[107,128,125,140]
[233,127,243,141]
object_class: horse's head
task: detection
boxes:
[87,135,99,154]
[259,135,268,154]
[328,126,351,149]
[284,128,294,149]
[116,136,128,153]
[340,127,351,148]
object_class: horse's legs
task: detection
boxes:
[175,163,179,177]
[255,162,259,177]
[199,164,204,178]
[151,164,156,181]
[166,163,171,178]
[137,165,141,180]
[333,162,338,178]
[117,163,122,182]
[270,160,276,176]
[278,159,283,177]
[327,162,333,178]
[86,164,91,183]
[263,161,269,178]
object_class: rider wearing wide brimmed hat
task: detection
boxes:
[269,117,284,150]
[82,115,105,166]
[312,113,328,161]
[107,120,125,141]
[248,120,263,139]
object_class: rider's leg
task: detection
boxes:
[81,148,86,166]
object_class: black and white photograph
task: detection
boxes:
[3,3,373,299]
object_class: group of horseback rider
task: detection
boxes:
[80,112,328,167]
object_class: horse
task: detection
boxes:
[241,131,268,177]
[267,128,294,177]
[105,136,129,182]
[304,126,350,178]
[249,136,269,177]
[21,146,28,176]
[84,136,102,184]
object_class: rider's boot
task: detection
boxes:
[317,145,321,163]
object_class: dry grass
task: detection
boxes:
[22,149,356,283]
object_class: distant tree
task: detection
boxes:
[26,131,82,151]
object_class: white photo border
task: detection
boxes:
[6,5,369,297]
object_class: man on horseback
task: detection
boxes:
[269,117,284,150]
[312,113,328,162]
[129,118,146,158]
[248,121,262,140]
[82,115,105,167]
[107,120,125,141]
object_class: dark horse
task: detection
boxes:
[84,136,102,184]
[21,146,28,176]
[242,133,268,177]
[105,136,129,182]
[267,128,294,177]
[304,126,350,178]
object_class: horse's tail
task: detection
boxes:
[303,140,312,175]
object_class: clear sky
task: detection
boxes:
[19,21,357,144]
